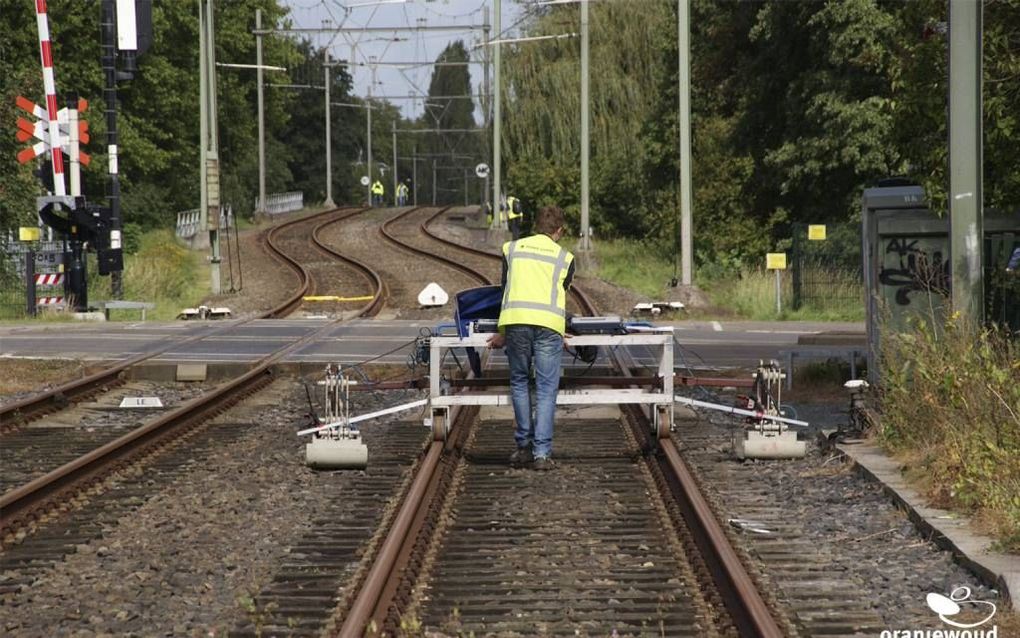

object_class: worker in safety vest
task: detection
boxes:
[506,195,523,240]
[371,180,385,206]
[397,182,409,206]
[486,205,575,471]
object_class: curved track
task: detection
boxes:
[0,207,371,434]
[0,206,394,549]
[2,205,786,636]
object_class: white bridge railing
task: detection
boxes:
[175,206,234,239]
[256,191,303,215]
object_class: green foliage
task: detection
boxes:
[121,222,143,255]
[590,238,675,298]
[0,1,356,233]
[502,0,1019,272]
[699,267,863,321]
[502,0,671,235]
[417,40,481,206]
[88,229,206,320]
[880,318,1020,551]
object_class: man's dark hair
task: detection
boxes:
[534,205,565,235]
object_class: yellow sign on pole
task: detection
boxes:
[808,224,827,241]
[766,253,787,270]
[18,227,40,241]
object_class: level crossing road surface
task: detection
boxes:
[0,319,863,372]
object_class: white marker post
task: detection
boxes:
[766,252,787,315]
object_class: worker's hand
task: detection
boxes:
[487,333,505,349]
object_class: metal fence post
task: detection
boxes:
[25,250,36,317]
[791,224,802,310]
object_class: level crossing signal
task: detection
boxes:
[14,95,90,165]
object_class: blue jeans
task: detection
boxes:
[504,325,563,459]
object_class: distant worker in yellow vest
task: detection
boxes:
[397,182,409,206]
[371,180,385,206]
[506,195,523,240]
[486,205,575,471]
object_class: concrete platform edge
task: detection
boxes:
[819,431,1018,613]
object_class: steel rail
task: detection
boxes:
[0,206,394,539]
[0,207,359,432]
[375,209,783,635]
[262,206,370,318]
[311,210,387,317]
[336,208,503,637]
[337,367,478,638]
[379,206,492,287]
[604,318,783,637]
[419,207,597,313]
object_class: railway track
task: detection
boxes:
[676,419,891,636]
[293,217,788,636]
[0,206,387,552]
[3,205,793,636]
[0,207,367,434]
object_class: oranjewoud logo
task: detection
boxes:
[879,587,998,638]
[926,587,997,629]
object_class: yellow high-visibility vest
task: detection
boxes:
[507,196,522,220]
[498,234,573,335]
[372,181,384,195]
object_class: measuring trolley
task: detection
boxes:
[424,316,678,441]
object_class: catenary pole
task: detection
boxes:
[580,0,590,250]
[367,62,375,206]
[256,8,266,214]
[324,52,335,208]
[392,120,397,205]
[199,0,208,242]
[678,0,693,286]
[204,0,221,294]
[948,0,983,320]
[491,0,501,231]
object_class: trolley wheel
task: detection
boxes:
[432,412,447,442]
[655,405,671,440]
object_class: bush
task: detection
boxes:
[88,229,206,320]
[879,316,1020,551]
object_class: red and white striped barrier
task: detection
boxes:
[34,0,66,196]
[34,272,64,286]
[37,296,65,306]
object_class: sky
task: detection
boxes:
[280,0,530,122]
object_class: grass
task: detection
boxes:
[582,238,677,298]
[709,267,864,321]
[879,316,1020,552]
[587,238,864,321]
[89,230,208,320]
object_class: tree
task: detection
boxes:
[420,40,479,206]
[1,1,300,232]
[501,1,671,236]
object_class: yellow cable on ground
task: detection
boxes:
[302,295,375,302]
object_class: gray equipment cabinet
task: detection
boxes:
[862,185,1020,384]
